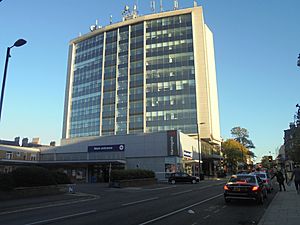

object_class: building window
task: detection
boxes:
[6,152,13,160]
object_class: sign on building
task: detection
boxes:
[167,130,179,156]
[88,144,125,152]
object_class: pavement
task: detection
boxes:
[258,182,300,225]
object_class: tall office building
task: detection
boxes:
[62,5,221,146]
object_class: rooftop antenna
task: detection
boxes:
[122,5,130,21]
[133,3,138,15]
[90,19,99,32]
[110,15,113,24]
[133,0,139,15]
[160,0,163,12]
[174,0,179,10]
[150,0,156,12]
[194,0,197,7]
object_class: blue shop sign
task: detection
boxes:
[88,144,125,152]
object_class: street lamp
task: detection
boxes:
[197,122,205,177]
[0,39,27,122]
[297,54,300,67]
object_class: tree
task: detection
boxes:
[261,155,276,169]
[231,127,255,149]
[222,139,248,172]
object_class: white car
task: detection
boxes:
[251,172,273,193]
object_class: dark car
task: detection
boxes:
[168,172,200,184]
[223,174,267,204]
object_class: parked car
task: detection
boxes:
[168,172,200,184]
[251,172,273,193]
[223,174,267,204]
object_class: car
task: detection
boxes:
[168,172,200,184]
[251,172,273,193]
[223,174,267,204]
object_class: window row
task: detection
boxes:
[73,71,102,86]
[146,67,194,81]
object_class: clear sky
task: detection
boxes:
[1,0,300,161]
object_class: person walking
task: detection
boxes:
[290,164,300,194]
[271,169,286,191]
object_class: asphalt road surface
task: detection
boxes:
[0,179,278,225]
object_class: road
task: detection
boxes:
[0,179,277,225]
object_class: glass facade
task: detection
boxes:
[70,34,103,138]
[129,22,144,134]
[102,29,118,136]
[67,13,197,138]
[116,26,129,135]
[145,14,197,134]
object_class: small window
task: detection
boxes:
[6,152,12,160]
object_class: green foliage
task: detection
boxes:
[51,171,71,184]
[222,139,248,168]
[0,167,72,192]
[12,166,56,187]
[111,169,155,181]
[0,173,15,191]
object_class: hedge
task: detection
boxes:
[0,167,71,191]
[12,166,57,187]
[51,171,71,184]
[111,169,155,181]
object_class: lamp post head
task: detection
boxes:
[13,39,27,47]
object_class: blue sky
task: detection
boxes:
[0,0,300,161]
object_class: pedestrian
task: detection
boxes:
[271,169,286,191]
[290,164,300,194]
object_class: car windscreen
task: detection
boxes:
[229,176,256,183]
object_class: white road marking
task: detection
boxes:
[187,209,195,214]
[146,186,176,191]
[122,197,159,206]
[213,209,220,213]
[171,189,193,196]
[203,215,211,219]
[138,193,223,225]
[23,210,97,225]
[0,196,99,216]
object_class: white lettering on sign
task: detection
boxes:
[170,136,174,155]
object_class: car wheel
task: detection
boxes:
[192,179,196,184]
[171,180,176,184]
